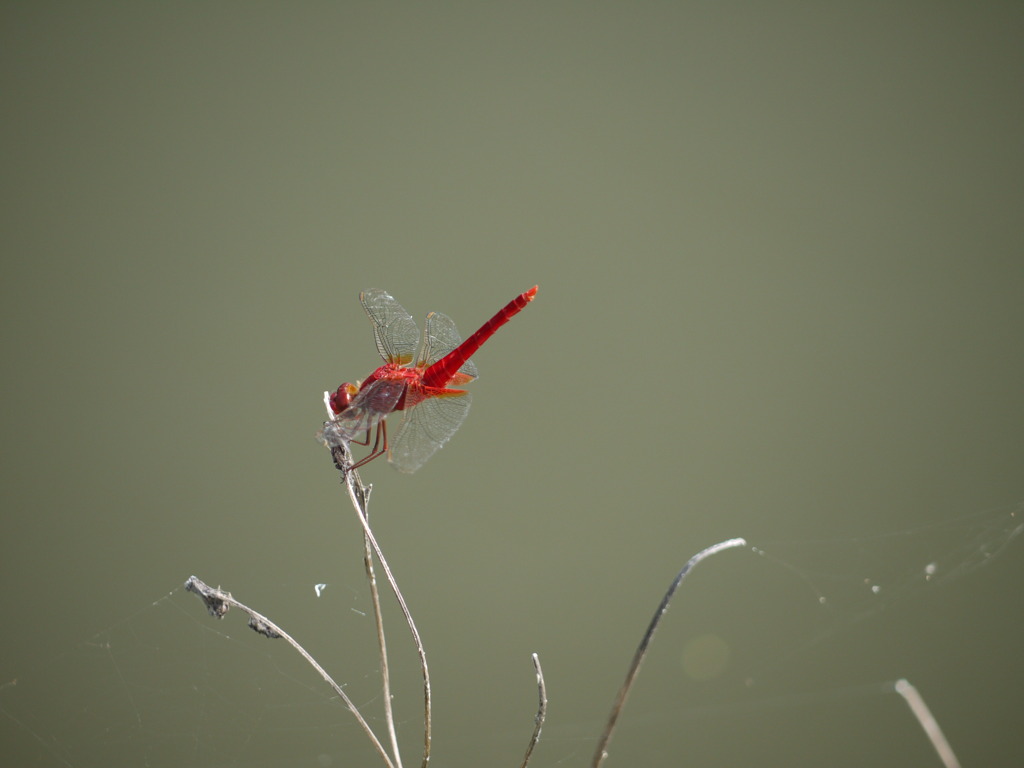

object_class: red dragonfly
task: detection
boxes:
[319,286,538,473]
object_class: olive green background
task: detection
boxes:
[2,3,1023,766]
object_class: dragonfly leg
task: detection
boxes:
[347,420,389,471]
[348,429,373,447]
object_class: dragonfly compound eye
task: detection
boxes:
[329,383,358,414]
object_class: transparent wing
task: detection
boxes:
[387,390,472,473]
[317,378,406,447]
[418,311,478,381]
[360,289,420,366]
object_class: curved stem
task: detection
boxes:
[591,538,747,768]
[518,653,547,768]
[184,576,396,768]
[334,445,433,768]
[362,504,403,768]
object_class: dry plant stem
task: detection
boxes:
[183,576,396,768]
[591,537,748,768]
[518,653,548,768]
[894,679,962,768]
[333,445,433,768]
[363,509,403,768]
[341,452,403,768]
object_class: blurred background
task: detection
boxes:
[2,3,1022,766]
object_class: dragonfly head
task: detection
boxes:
[328,382,359,415]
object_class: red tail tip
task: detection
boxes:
[525,285,538,301]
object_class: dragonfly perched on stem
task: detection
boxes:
[319,286,538,473]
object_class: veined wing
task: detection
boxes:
[360,289,420,366]
[417,311,479,381]
[388,389,472,473]
[318,378,406,447]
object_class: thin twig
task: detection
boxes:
[591,537,747,768]
[332,439,404,768]
[331,443,433,768]
[362,495,404,768]
[893,679,962,768]
[183,575,396,768]
[518,653,547,768]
